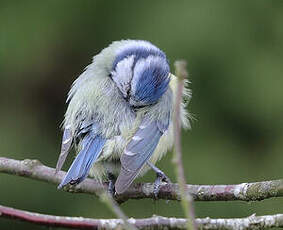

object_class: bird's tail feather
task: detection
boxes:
[58,135,105,189]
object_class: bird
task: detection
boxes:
[55,40,190,196]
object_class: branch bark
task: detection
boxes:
[1,157,283,203]
[100,193,137,230]
[1,204,283,230]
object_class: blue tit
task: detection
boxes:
[56,40,190,195]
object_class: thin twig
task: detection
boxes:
[173,60,196,230]
[1,157,283,203]
[100,193,137,230]
[1,204,283,230]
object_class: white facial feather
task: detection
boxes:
[111,55,134,99]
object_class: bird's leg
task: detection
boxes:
[107,173,116,196]
[147,161,171,199]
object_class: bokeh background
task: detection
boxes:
[1,1,283,229]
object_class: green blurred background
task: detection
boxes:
[1,0,283,229]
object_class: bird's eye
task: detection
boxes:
[132,104,146,112]
[108,73,112,78]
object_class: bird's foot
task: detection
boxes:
[107,173,116,197]
[147,161,171,199]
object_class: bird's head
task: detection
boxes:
[110,40,170,108]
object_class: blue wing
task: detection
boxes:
[57,121,106,189]
[115,114,169,194]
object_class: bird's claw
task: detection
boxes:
[153,170,171,199]
[146,161,171,199]
[107,180,115,197]
[107,173,116,197]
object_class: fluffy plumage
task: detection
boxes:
[56,40,190,194]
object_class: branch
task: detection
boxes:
[1,204,283,230]
[1,157,283,203]
[173,60,196,230]
[100,193,137,230]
